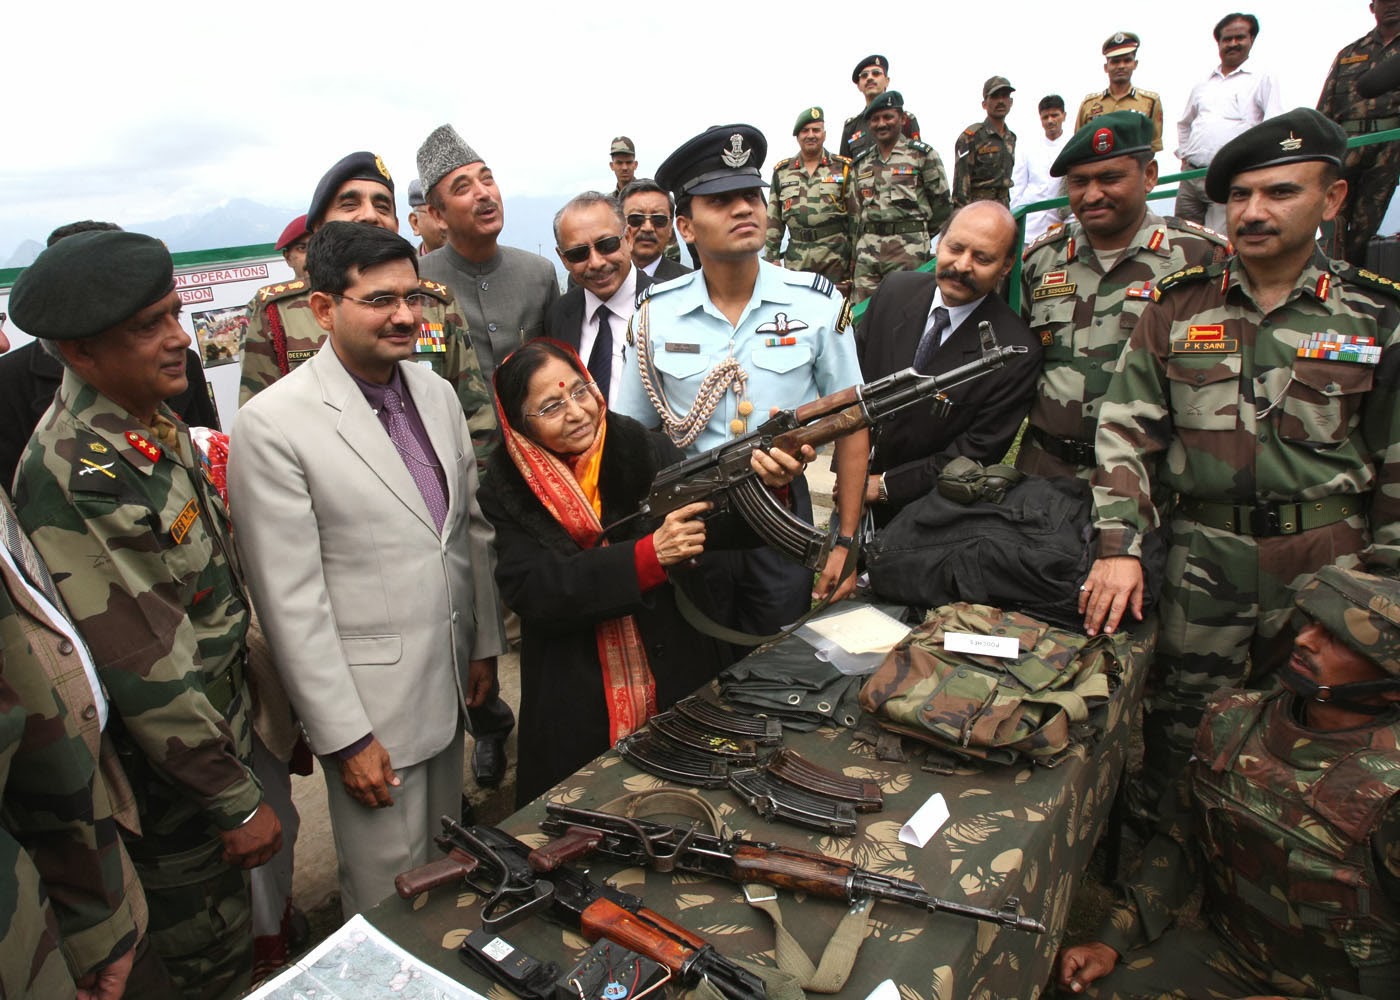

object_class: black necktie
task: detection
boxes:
[588,305,613,402]
[912,306,951,374]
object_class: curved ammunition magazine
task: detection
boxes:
[763,747,884,812]
[648,710,761,762]
[616,730,733,788]
[674,696,784,744]
[727,767,859,836]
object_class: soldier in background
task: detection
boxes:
[237,152,495,463]
[1318,0,1400,264]
[838,54,922,161]
[407,180,447,256]
[9,231,283,999]
[274,215,310,280]
[1075,32,1164,153]
[764,106,853,292]
[608,136,638,197]
[1081,109,1400,833]
[847,91,951,307]
[1061,564,1400,999]
[953,77,1018,208]
[1016,112,1228,482]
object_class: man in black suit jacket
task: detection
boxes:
[544,192,653,400]
[619,179,694,284]
[857,201,1041,526]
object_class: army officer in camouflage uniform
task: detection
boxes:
[952,77,1017,208]
[238,152,496,463]
[847,91,952,307]
[1061,564,1400,999]
[764,106,853,291]
[1082,109,1400,832]
[1017,112,1229,481]
[10,231,282,999]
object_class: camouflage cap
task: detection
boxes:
[983,76,1015,98]
[793,106,824,135]
[852,54,889,83]
[657,124,767,198]
[275,214,309,251]
[1050,110,1155,177]
[610,136,636,157]
[9,231,174,341]
[1102,31,1140,57]
[1295,565,1400,677]
[866,90,905,117]
[1205,107,1346,201]
[308,151,395,229]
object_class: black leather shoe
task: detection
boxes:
[472,737,507,787]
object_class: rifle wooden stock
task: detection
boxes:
[527,827,602,873]
[772,403,870,455]
[728,845,856,897]
[792,385,860,424]
[395,846,481,899]
[578,898,707,975]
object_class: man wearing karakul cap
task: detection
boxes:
[9,230,282,998]
[416,123,560,386]
[610,124,869,639]
[1081,108,1400,839]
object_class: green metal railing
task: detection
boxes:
[849,126,1400,323]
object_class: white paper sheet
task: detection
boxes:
[899,792,950,848]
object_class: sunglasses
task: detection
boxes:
[559,235,623,264]
[626,213,671,229]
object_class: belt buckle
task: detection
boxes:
[1248,504,1280,536]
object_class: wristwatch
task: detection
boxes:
[832,535,857,549]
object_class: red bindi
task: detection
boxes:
[559,381,567,388]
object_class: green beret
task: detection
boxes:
[793,106,824,135]
[9,231,174,341]
[866,90,904,117]
[1295,565,1400,677]
[1050,110,1154,177]
[1205,108,1346,202]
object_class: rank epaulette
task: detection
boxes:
[1337,260,1400,302]
[416,278,452,303]
[772,157,794,173]
[810,274,835,297]
[1022,223,1071,261]
[1164,215,1230,246]
[909,140,933,155]
[640,270,697,307]
[69,431,125,496]
[255,279,308,304]
[831,153,852,167]
[852,146,876,165]
[1151,262,1217,301]
[961,124,979,138]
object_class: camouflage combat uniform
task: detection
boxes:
[15,370,266,1000]
[238,276,497,462]
[1074,87,1165,151]
[838,108,922,161]
[1091,251,1400,827]
[1318,25,1400,265]
[1084,688,1400,999]
[847,138,951,306]
[764,150,854,286]
[1016,211,1230,479]
[952,120,1016,208]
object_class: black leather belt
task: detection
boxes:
[1028,425,1096,468]
[863,219,928,237]
[791,222,846,241]
[204,653,248,716]
[1178,495,1365,537]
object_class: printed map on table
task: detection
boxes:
[251,914,488,1000]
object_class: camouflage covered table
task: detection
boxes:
[364,621,1152,999]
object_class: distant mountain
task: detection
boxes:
[4,240,42,268]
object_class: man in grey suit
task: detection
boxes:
[228,223,505,916]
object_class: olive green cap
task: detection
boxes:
[866,90,905,116]
[1205,107,1346,201]
[9,231,174,341]
[1295,565,1400,677]
[1050,110,1155,177]
[793,106,824,135]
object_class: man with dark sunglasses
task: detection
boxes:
[620,179,693,282]
[544,193,653,400]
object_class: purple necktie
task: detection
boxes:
[382,386,448,534]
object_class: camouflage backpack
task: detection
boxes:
[859,603,1126,764]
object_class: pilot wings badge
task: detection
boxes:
[722,134,752,168]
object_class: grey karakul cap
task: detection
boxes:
[417,124,483,196]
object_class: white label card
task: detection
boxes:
[944,631,1021,659]
[482,937,514,961]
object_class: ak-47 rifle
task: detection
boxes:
[638,322,1028,570]
[534,803,1046,934]
[395,818,769,1000]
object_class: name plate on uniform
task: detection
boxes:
[944,631,1020,659]
[665,342,701,353]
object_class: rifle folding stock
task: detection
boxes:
[641,322,1028,569]
[537,804,1046,934]
[397,817,769,999]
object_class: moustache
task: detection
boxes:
[635,232,659,243]
[475,200,501,216]
[937,267,979,290]
[1235,221,1279,237]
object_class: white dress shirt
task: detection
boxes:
[1011,130,1070,243]
[924,288,987,347]
[1176,62,1284,166]
[640,258,661,278]
[580,267,638,398]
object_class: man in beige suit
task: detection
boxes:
[227,223,505,916]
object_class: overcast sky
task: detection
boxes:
[0,1,1372,260]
